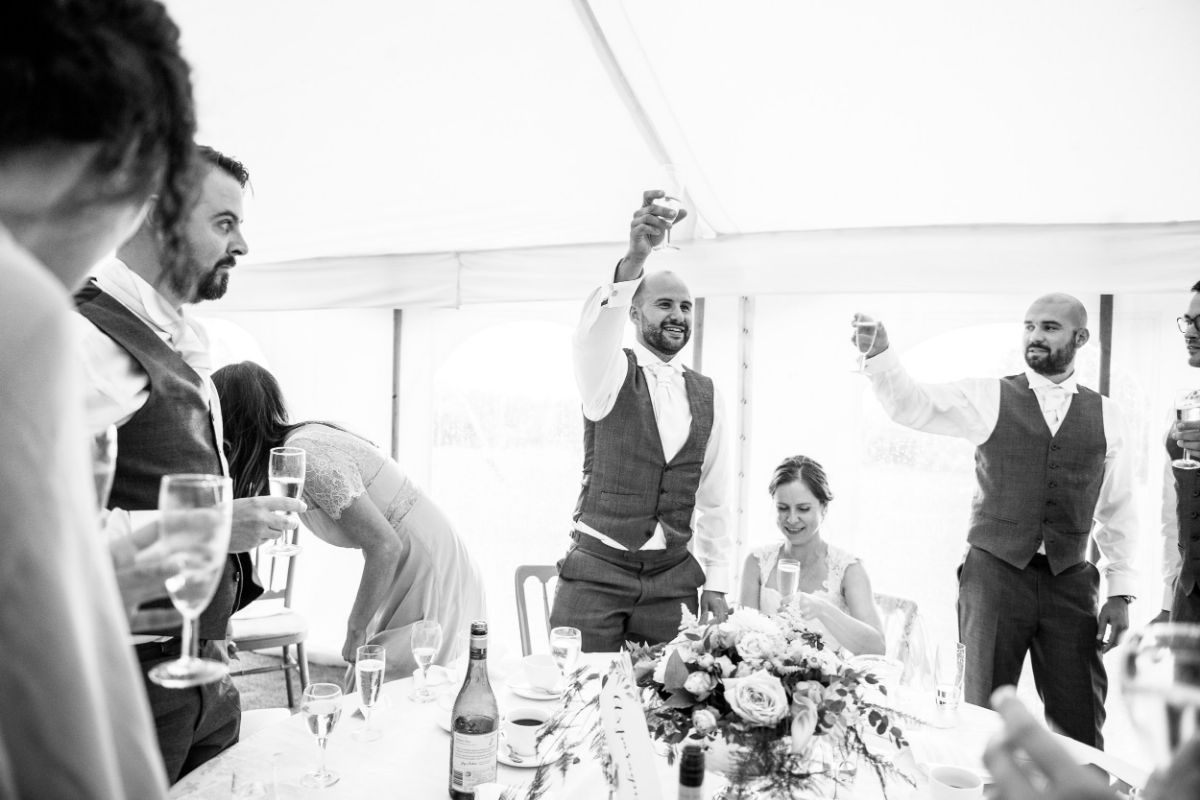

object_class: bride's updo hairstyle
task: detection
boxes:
[767,455,834,508]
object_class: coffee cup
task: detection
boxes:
[928,765,983,799]
[502,706,550,757]
[522,653,560,692]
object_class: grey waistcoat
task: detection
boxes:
[574,349,714,551]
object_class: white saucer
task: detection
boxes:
[506,680,562,701]
[497,738,556,769]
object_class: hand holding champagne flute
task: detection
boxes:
[148,474,233,688]
[265,446,305,556]
[1174,391,1200,470]
[850,313,880,373]
[650,164,686,252]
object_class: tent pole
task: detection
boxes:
[692,297,706,373]
[736,297,755,586]
[1099,294,1112,397]
[391,309,403,461]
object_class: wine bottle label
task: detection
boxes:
[450,731,498,790]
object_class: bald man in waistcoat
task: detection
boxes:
[1159,280,1200,625]
[549,191,733,651]
[856,295,1138,748]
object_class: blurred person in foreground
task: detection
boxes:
[0,0,201,795]
[985,686,1200,799]
[856,297,1138,748]
[214,360,486,670]
[1157,280,1200,624]
[73,146,305,781]
[548,191,734,651]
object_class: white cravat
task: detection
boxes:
[642,358,689,460]
[1033,383,1074,434]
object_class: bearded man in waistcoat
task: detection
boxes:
[856,295,1138,748]
[549,190,733,652]
[1159,280,1200,625]
[73,146,306,781]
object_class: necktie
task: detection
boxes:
[1039,385,1071,426]
[643,360,687,459]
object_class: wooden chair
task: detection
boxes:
[514,565,558,657]
[229,533,311,707]
[874,592,931,688]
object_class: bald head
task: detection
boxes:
[630,270,693,360]
[1023,293,1089,380]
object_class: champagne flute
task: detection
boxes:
[90,424,118,512]
[409,620,443,703]
[777,558,801,600]
[1173,391,1200,470]
[549,626,582,686]
[651,164,686,252]
[354,644,386,742]
[265,446,305,556]
[301,683,343,788]
[1121,623,1200,776]
[851,314,879,373]
[148,474,233,688]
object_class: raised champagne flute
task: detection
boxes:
[651,164,686,252]
[265,446,305,556]
[1173,391,1200,470]
[851,314,878,373]
[549,626,582,686]
[148,474,233,688]
[354,644,386,742]
[409,619,443,703]
[301,682,343,788]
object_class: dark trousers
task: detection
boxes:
[137,639,241,783]
[549,533,704,652]
[1171,584,1200,623]
[958,546,1106,748]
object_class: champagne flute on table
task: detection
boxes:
[265,446,305,556]
[1173,391,1200,470]
[410,619,443,703]
[148,474,233,688]
[354,644,386,742]
[301,682,343,788]
[850,313,878,373]
[651,164,686,252]
[549,626,582,688]
[1121,623,1200,785]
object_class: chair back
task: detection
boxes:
[514,565,557,657]
[874,592,932,689]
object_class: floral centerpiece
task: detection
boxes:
[629,605,917,799]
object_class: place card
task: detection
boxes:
[598,659,662,800]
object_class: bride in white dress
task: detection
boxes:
[739,455,885,655]
[214,362,485,673]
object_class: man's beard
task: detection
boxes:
[642,320,690,355]
[194,263,230,301]
[1025,339,1076,375]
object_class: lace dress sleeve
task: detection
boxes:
[288,431,366,520]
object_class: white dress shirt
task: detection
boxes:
[572,277,734,593]
[865,348,1139,598]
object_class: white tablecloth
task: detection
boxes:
[169,655,1145,799]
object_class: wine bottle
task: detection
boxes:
[678,743,704,800]
[448,620,499,799]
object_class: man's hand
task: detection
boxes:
[621,189,689,276]
[1096,597,1130,653]
[1150,609,1170,625]
[850,313,890,359]
[984,686,1117,800]
[228,496,305,553]
[1174,419,1200,453]
[699,591,729,623]
[107,515,181,626]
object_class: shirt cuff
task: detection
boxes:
[1103,573,1138,598]
[864,347,899,374]
[702,565,730,596]
[600,277,641,310]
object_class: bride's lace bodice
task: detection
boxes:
[752,541,859,616]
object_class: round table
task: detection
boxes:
[169,655,1145,799]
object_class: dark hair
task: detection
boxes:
[0,0,199,273]
[198,145,250,188]
[1192,280,1200,293]
[212,361,355,500]
[768,455,834,506]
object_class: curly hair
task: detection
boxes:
[767,454,834,506]
[0,0,198,273]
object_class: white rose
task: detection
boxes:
[696,653,715,670]
[724,670,789,725]
[684,670,717,700]
[652,651,672,684]
[692,707,719,734]
[736,630,780,661]
[715,655,736,678]
[790,695,819,754]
